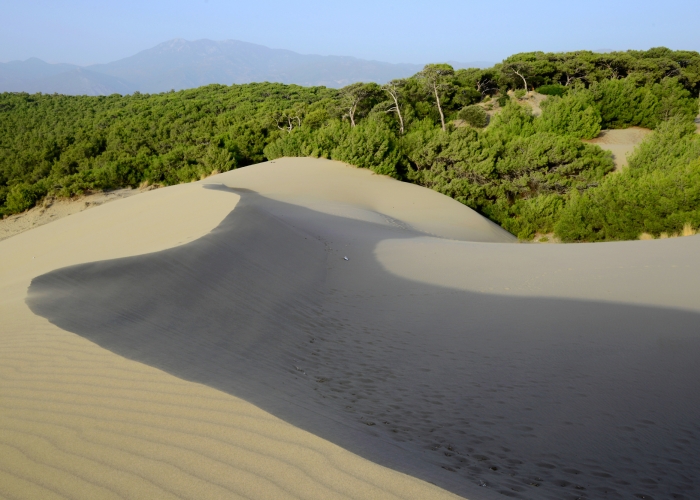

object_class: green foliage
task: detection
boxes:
[401,113,613,239]
[458,105,488,128]
[537,87,602,139]
[502,194,565,239]
[591,76,696,129]
[339,82,383,126]
[416,64,456,130]
[488,101,536,138]
[555,119,700,241]
[0,84,337,214]
[5,183,39,214]
[537,84,567,97]
[591,77,659,128]
[496,93,510,107]
[498,48,700,97]
[264,118,401,178]
[332,119,402,177]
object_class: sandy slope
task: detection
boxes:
[0,187,149,242]
[0,174,466,500]
[4,157,699,500]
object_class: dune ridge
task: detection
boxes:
[2,157,699,499]
[0,175,466,500]
[18,158,700,500]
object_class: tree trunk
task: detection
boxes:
[387,88,404,134]
[514,70,528,92]
[434,84,446,132]
[349,101,357,127]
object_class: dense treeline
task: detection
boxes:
[497,47,700,96]
[1,47,699,241]
[0,84,338,213]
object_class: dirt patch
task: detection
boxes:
[452,92,549,130]
[583,127,653,170]
[517,91,548,116]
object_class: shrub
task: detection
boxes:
[502,194,565,239]
[537,87,602,139]
[488,101,536,138]
[265,118,402,178]
[537,84,567,97]
[458,105,489,128]
[331,118,402,177]
[6,183,38,214]
[591,76,696,129]
[402,116,613,239]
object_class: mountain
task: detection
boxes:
[0,39,495,96]
[27,68,135,95]
[0,58,79,92]
[87,39,424,93]
[0,59,136,95]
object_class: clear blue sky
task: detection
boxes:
[2,0,699,65]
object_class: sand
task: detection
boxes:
[583,127,653,170]
[518,91,548,117]
[0,175,466,500]
[0,187,154,242]
[3,157,699,500]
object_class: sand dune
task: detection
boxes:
[3,158,699,500]
[0,174,466,500]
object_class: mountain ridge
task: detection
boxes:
[0,39,493,95]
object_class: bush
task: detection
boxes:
[0,84,338,214]
[265,118,402,178]
[591,76,696,129]
[537,84,567,97]
[537,87,602,139]
[458,105,489,128]
[497,93,510,107]
[501,194,565,239]
[488,101,536,138]
[514,89,527,100]
[6,183,39,214]
[331,118,402,177]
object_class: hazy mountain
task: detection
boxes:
[87,39,425,92]
[1,39,493,95]
[0,58,79,92]
[0,59,136,95]
[24,68,136,96]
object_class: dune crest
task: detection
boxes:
[17,158,700,500]
[1,175,465,500]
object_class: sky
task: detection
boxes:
[2,0,699,65]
